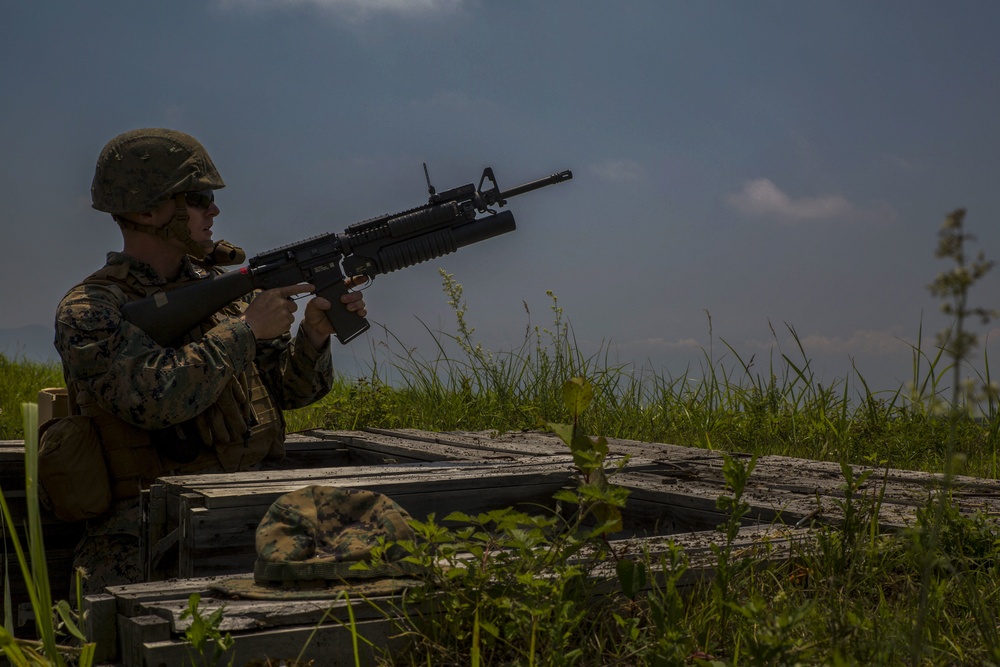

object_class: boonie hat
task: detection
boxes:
[211,486,423,600]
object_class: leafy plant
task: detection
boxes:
[701,453,757,655]
[0,403,95,666]
[912,208,997,664]
[180,593,235,667]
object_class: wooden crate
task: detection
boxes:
[141,429,1000,582]
[144,456,584,579]
[141,428,733,581]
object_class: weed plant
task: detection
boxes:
[1,404,95,666]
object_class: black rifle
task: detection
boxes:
[122,165,573,346]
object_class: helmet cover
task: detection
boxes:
[91,128,224,214]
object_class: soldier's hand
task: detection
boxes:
[242,284,313,340]
[302,276,368,348]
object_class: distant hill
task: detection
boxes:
[0,325,58,363]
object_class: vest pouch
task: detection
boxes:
[38,415,112,522]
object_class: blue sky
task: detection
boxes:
[3,1,1000,395]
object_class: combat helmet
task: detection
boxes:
[91,128,225,259]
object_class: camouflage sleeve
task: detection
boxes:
[55,283,257,429]
[253,324,334,410]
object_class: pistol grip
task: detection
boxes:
[316,280,370,345]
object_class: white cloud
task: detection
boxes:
[213,0,465,19]
[620,337,704,353]
[590,159,646,183]
[794,329,912,357]
[727,178,854,222]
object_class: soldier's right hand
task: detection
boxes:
[242,284,315,340]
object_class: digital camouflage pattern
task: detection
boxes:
[211,486,422,600]
[58,253,252,429]
[254,486,418,583]
[91,128,225,214]
[57,251,333,428]
[56,252,335,595]
[70,500,143,594]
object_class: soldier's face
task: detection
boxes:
[185,196,220,252]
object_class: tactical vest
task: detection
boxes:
[66,258,284,500]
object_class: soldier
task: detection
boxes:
[50,128,367,593]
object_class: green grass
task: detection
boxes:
[0,355,62,440]
[6,297,999,479]
[280,274,1000,481]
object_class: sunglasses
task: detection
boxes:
[184,190,216,210]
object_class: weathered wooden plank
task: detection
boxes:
[174,457,581,509]
[139,616,406,667]
[178,493,207,579]
[105,578,220,619]
[616,471,918,532]
[154,457,553,498]
[423,429,728,463]
[761,453,1000,490]
[629,451,1000,502]
[118,614,171,667]
[357,427,568,457]
[309,428,537,462]
[338,429,521,460]
[283,429,451,464]
[83,593,118,664]
[144,588,415,634]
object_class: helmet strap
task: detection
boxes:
[113,194,207,260]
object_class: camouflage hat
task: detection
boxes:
[211,486,423,600]
[91,128,225,214]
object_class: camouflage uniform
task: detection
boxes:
[55,252,334,593]
[54,129,337,594]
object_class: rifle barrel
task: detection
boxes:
[500,170,573,200]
